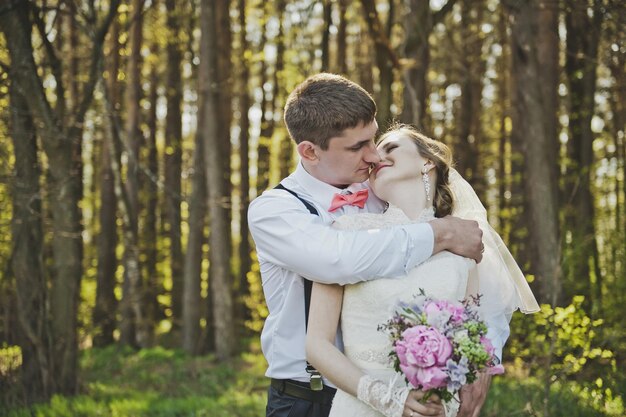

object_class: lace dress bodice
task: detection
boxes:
[329,206,474,417]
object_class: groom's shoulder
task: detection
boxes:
[248,179,309,220]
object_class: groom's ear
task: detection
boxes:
[297,141,320,163]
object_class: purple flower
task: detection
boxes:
[446,357,469,392]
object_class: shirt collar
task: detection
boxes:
[292,161,370,211]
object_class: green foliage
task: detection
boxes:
[0,344,21,374]
[483,375,624,417]
[506,296,622,413]
[2,347,266,417]
[0,344,22,408]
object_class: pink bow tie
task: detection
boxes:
[328,189,369,212]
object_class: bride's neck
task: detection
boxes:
[384,178,432,220]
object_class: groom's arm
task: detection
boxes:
[248,194,435,285]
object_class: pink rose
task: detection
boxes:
[395,325,453,389]
[400,363,448,390]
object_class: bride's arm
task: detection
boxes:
[306,282,444,417]
[305,282,362,394]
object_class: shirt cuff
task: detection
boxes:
[403,222,435,271]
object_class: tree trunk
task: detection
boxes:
[256,1,277,195]
[9,81,51,404]
[505,0,562,305]
[1,0,119,396]
[120,0,147,347]
[356,25,374,94]
[216,0,233,200]
[4,6,69,399]
[93,17,121,347]
[360,0,397,129]
[564,0,602,312]
[182,131,207,354]
[401,0,457,130]
[337,0,348,74]
[321,0,332,71]
[199,0,235,360]
[537,0,560,189]
[237,0,252,325]
[496,6,510,239]
[164,0,185,333]
[143,42,160,347]
[608,44,625,283]
[273,0,291,179]
[180,0,206,352]
[401,0,430,129]
[456,0,486,199]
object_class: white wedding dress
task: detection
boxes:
[328,205,475,417]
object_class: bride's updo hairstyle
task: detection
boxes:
[379,124,454,218]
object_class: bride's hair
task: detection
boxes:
[379,124,454,217]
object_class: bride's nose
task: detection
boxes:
[363,141,382,164]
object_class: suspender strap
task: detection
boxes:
[275,183,318,332]
[275,183,319,217]
[274,183,323,388]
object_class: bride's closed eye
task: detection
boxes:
[380,143,398,155]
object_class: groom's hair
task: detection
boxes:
[284,73,377,150]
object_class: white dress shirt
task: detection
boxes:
[248,162,435,382]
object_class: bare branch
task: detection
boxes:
[360,0,401,69]
[73,0,121,126]
[0,0,61,144]
[433,0,459,25]
[30,2,66,118]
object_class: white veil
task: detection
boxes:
[449,169,540,316]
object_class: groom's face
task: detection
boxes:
[313,121,380,187]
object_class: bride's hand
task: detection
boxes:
[429,216,484,263]
[403,390,444,417]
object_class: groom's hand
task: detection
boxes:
[429,216,484,263]
[403,390,444,417]
[457,372,492,417]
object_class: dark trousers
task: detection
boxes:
[266,379,336,417]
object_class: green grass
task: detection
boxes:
[1,346,623,417]
[2,346,268,417]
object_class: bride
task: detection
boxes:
[305,125,539,417]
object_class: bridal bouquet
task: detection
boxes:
[378,290,504,404]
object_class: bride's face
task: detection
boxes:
[369,133,430,196]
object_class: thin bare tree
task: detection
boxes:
[199,0,235,359]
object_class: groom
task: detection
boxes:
[248,73,495,417]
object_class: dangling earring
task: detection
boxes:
[422,168,431,201]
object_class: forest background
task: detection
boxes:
[0,0,624,416]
